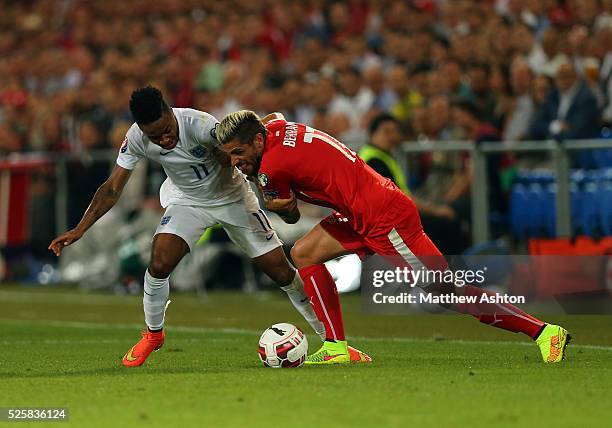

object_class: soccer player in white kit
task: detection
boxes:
[49,86,324,367]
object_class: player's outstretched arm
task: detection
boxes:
[48,165,132,256]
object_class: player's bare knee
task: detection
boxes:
[290,240,312,268]
[148,258,173,279]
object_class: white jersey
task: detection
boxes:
[116,108,245,208]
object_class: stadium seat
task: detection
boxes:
[511,168,612,239]
[527,183,548,237]
[579,182,601,236]
[510,184,530,238]
[601,181,612,235]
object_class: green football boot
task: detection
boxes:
[536,324,571,363]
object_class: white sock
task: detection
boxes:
[143,269,170,330]
[281,272,326,340]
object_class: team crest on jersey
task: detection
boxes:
[120,136,128,153]
[258,173,268,187]
[189,146,207,158]
[160,216,172,226]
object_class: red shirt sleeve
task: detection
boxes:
[257,167,291,200]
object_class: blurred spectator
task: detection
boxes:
[363,63,397,115]
[468,62,496,123]
[0,0,608,157]
[329,66,373,147]
[67,120,111,228]
[528,29,569,76]
[602,37,612,125]
[360,114,467,253]
[451,100,510,214]
[527,74,554,140]
[441,59,473,102]
[428,95,461,141]
[532,62,600,142]
[0,124,22,154]
[504,60,535,141]
[387,64,423,129]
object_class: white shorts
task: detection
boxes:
[154,189,282,258]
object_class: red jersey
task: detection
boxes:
[258,119,407,236]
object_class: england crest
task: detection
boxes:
[190,146,207,158]
[258,173,268,187]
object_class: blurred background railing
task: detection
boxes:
[398,138,612,244]
[3,138,612,270]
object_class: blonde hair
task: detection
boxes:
[216,110,263,144]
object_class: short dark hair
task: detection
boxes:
[369,113,400,136]
[129,86,167,124]
[217,110,266,145]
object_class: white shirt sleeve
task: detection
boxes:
[116,124,146,170]
[187,109,221,148]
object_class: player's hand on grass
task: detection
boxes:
[48,229,83,256]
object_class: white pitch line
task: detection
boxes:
[2,318,612,352]
[0,338,204,346]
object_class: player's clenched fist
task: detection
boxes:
[48,229,83,256]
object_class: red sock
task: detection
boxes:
[299,264,345,341]
[456,285,545,338]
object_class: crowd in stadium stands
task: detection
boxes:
[1,0,612,255]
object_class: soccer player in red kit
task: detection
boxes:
[216,110,570,364]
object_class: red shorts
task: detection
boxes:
[320,194,448,272]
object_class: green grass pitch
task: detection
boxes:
[1,286,611,428]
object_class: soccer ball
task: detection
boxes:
[258,323,308,368]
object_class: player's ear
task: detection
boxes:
[253,133,264,149]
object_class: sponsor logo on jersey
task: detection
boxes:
[258,173,268,187]
[120,136,128,153]
[189,146,207,158]
[160,216,172,226]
